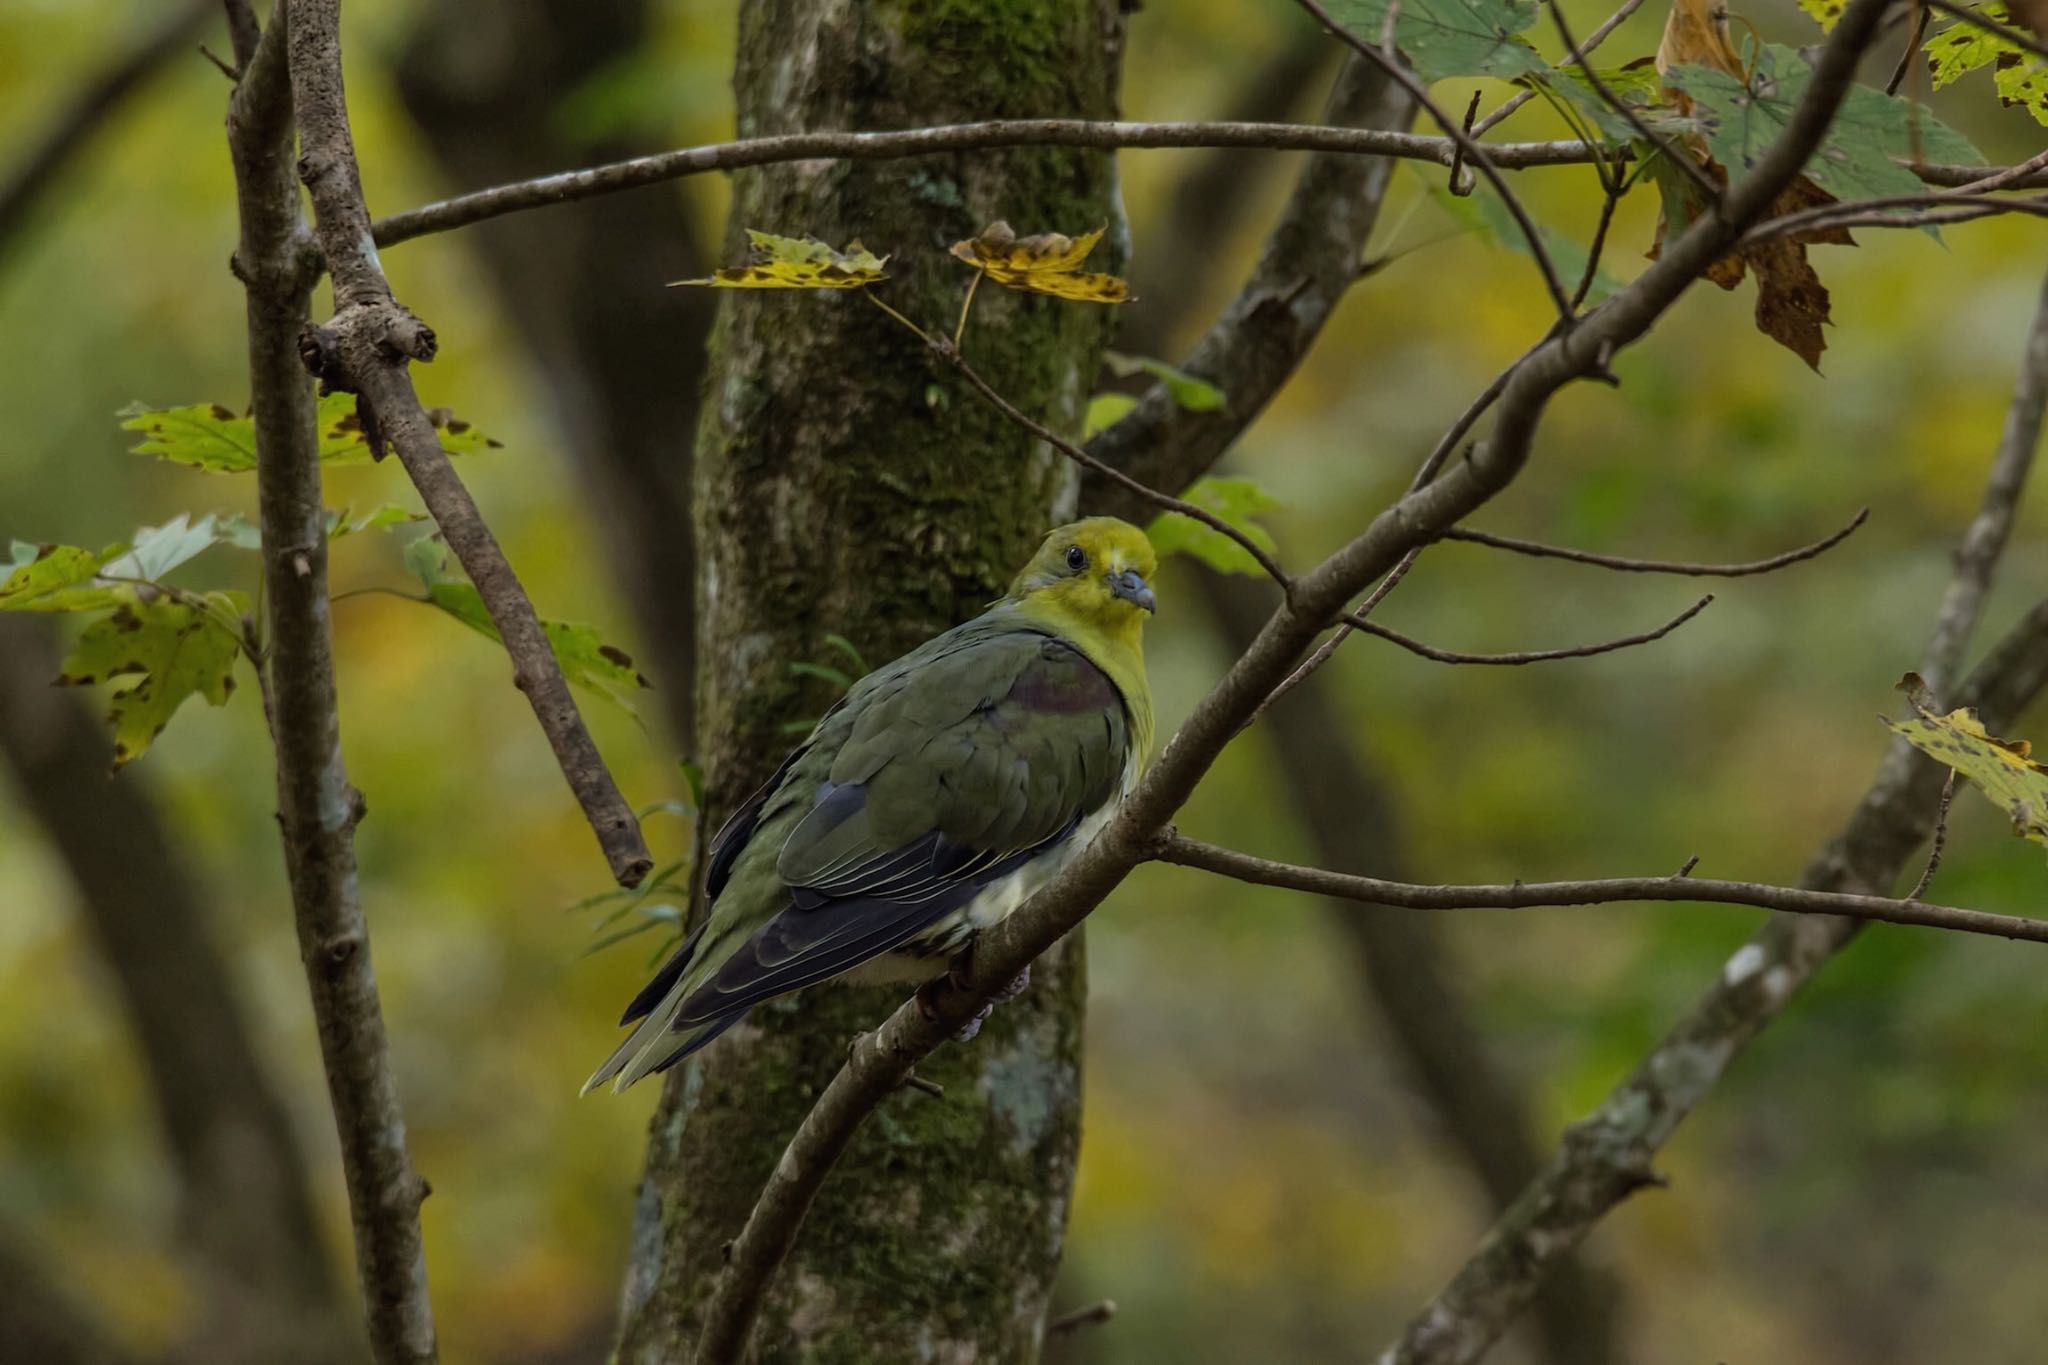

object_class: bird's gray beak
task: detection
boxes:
[1108,568,1156,613]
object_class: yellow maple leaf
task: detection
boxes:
[949,221,1131,304]
[672,229,888,290]
[1887,672,2048,846]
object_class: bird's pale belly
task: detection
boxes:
[836,788,1125,986]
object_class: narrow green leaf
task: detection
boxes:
[407,540,650,712]
[1145,475,1283,576]
[1103,351,1227,412]
[1084,392,1138,437]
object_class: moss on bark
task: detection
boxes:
[615,1,1125,1360]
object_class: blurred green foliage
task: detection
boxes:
[3,1,2047,1362]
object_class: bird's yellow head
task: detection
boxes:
[1007,517,1158,647]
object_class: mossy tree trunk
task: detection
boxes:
[615,2,1126,1360]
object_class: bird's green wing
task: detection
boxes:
[586,617,1135,1091]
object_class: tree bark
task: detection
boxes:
[0,619,352,1365]
[615,2,1125,1359]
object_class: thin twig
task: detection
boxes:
[1344,593,1712,665]
[1473,0,1649,135]
[1295,0,1576,321]
[1548,0,1720,203]
[285,0,651,888]
[1887,1,1931,96]
[1740,191,2048,248]
[1245,547,1420,732]
[1445,89,1482,196]
[224,4,435,1361]
[1570,182,1622,312]
[1443,507,1867,576]
[1047,1300,1119,1336]
[687,6,1901,1359]
[1907,770,1957,901]
[1157,834,2048,944]
[1406,331,1555,492]
[863,292,1294,589]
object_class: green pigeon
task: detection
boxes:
[584,518,1158,1093]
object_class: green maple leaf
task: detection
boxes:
[1325,0,1549,82]
[123,394,498,472]
[1666,44,1983,205]
[58,590,246,768]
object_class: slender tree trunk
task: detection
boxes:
[0,619,352,1365]
[616,2,1125,1359]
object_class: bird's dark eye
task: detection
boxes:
[1065,545,1087,573]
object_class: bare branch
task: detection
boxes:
[1085,58,1416,518]
[1373,259,2048,1365]
[1443,506,1867,576]
[1295,0,1577,320]
[1344,593,1713,665]
[1046,1300,1119,1337]
[351,122,2037,260]
[1156,834,2048,944]
[1741,190,2048,247]
[686,6,1900,1359]
[1907,770,1957,901]
[225,5,434,1361]
[284,0,651,887]
[0,0,212,264]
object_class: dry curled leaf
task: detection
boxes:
[1888,672,2048,847]
[1650,4,1853,371]
[949,222,1130,303]
[674,229,889,290]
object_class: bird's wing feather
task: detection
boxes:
[585,620,1132,1093]
[674,626,1129,1027]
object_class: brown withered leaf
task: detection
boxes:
[1649,162,1853,371]
[1648,0,1854,370]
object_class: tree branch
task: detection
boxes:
[1084,56,1416,520]
[1157,834,2048,944]
[1442,506,1867,575]
[354,126,2031,258]
[225,6,435,1361]
[0,0,212,264]
[1344,592,1712,665]
[283,0,650,887]
[685,3,1899,1358]
[1373,257,2048,1365]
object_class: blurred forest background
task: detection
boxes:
[2,0,2046,1361]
